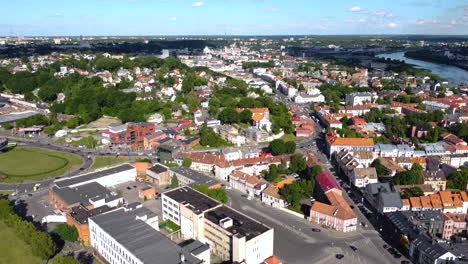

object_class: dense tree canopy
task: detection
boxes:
[447,167,468,191]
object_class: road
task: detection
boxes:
[227,188,398,264]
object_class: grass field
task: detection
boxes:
[0,221,42,264]
[0,147,83,183]
[90,156,136,170]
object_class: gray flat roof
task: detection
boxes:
[52,182,121,208]
[55,164,134,188]
[91,208,202,264]
[164,187,220,214]
[204,205,271,241]
[170,167,222,187]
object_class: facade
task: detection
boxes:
[352,167,378,188]
[66,205,113,246]
[422,170,447,192]
[89,206,208,264]
[146,164,170,186]
[229,170,267,197]
[310,191,357,232]
[261,185,287,209]
[106,122,155,146]
[326,130,375,158]
[345,92,378,106]
[442,213,468,240]
[162,187,274,264]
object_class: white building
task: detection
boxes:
[345,92,378,106]
[89,206,209,264]
[294,94,325,104]
[162,187,274,264]
[54,164,136,188]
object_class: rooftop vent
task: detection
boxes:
[220,217,233,229]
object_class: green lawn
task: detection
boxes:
[0,221,42,264]
[0,147,83,183]
[281,133,303,142]
[90,156,136,170]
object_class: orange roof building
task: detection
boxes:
[310,187,357,232]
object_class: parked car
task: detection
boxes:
[335,254,344,259]
[311,228,321,232]
[350,245,357,251]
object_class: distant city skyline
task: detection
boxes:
[1,0,468,36]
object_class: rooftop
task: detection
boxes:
[52,182,121,208]
[91,208,202,264]
[170,167,222,187]
[55,164,135,188]
[164,187,220,214]
[204,205,271,241]
[147,164,168,174]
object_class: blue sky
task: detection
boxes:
[1,0,467,36]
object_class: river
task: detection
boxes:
[376,51,468,84]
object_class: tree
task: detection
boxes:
[264,164,282,183]
[284,141,296,154]
[371,159,389,179]
[289,154,308,174]
[51,256,80,264]
[269,139,286,155]
[239,110,253,124]
[401,187,424,199]
[193,185,228,203]
[170,175,179,188]
[311,165,323,178]
[447,168,468,190]
[54,224,78,242]
[66,117,80,129]
[393,164,424,185]
[218,108,239,124]
[182,158,192,167]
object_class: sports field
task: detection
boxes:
[0,147,83,183]
[0,221,42,264]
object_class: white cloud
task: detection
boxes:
[48,12,64,18]
[170,16,177,21]
[192,1,205,7]
[349,6,362,12]
[388,22,397,28]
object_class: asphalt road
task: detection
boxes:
[227,189,399,264]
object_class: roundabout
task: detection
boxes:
[0,147,83,184]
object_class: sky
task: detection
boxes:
[1,0,468,36]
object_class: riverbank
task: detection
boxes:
[405,50,468,72]
[376,52,468,84]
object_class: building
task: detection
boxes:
[261,185,287,209]
[54,164,136,188]
[345,92,378,106]
[442,213,468,240]
[169,167,223,189]
[66,205,113,246]
[365,183,403,213]
[146,164,170,186]
[310,191,357,232]
[229,170,267,197]
[49,182,123,213]
[403,191,468,213]
[352,167,378,188]
[89,206,209,264]
[422,170,447,192]
[162,187,274,264]
[326,130,375,158]
[105,122,155,146]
